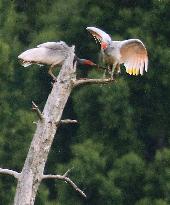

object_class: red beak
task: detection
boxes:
[84,60,96,66]
[101,42,108,49]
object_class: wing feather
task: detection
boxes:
[120,39,148,75]
[37,41,69,50]
[86,27,112,43]
[144,56,148,72]
[135,57,140,75]
[139,58,144,75]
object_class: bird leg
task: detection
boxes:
[110,64,120,79]
[107,65,114,79]
[48,65,57,82]
[114,64,121,74]
[102,69,107,79]
[111,66,114,79]
[103,65,112,79]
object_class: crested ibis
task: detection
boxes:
[18,41,97,81]
[86,27,148,78]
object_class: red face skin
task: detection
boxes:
[101,42,108,49]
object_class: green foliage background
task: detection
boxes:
[0,0,169,204]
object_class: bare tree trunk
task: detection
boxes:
[0,45,114,204]
[14,47,76,205]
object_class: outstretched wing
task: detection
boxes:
[37,41,69,50]
[86,27,112,44]
[120,39,148,75]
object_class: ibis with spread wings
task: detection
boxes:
[86,27,148,77]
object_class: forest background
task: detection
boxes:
[0,0,169,204]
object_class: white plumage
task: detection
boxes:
[19,41,70,65]
[86,27,148,76]
[18,41,97,80]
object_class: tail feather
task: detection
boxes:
[19,59,43,67]
[19,59,32,67]
[22,62,32,67]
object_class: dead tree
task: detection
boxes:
[0,46,114,205]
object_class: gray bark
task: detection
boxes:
[14,46,76,205]
[10,44,115,204]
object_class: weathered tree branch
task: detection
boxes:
[62,167,73,177]
[0,168,20,179]
[60,119,78,124]
[73,78,115,87]
[54,119,78,127]
[32,101,44,120]
[42,169,86,198]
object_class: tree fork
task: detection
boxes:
[8,45,115,205]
